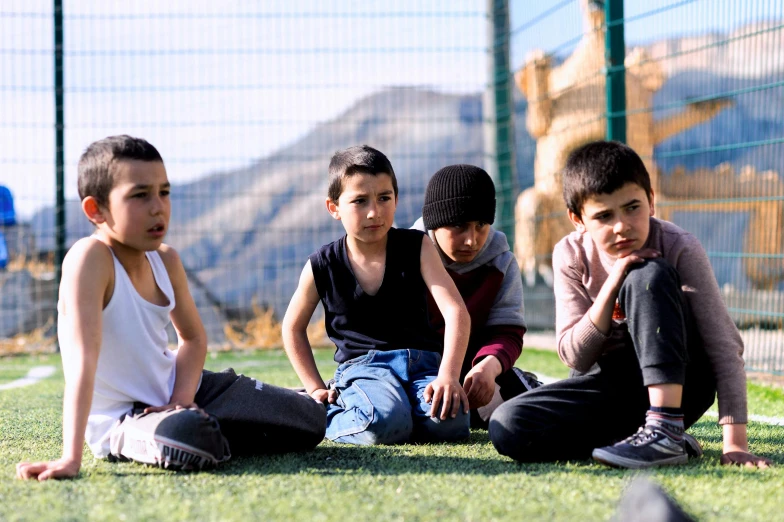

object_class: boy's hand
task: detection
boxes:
[721,451,772,468]
[310,388,338,405]
[424,376,469,420]
[720,424,771,468]
[16,458,80,481]
[606,248,660,294]
[463,356,503,409]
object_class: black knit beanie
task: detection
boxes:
[422,164,496,230]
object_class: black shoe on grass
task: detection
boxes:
[511,368,543,391]
[592,425,688,469]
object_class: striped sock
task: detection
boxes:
[646,408,684,441]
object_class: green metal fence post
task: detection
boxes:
[485,0,517,247]
[54,0,65,348]
[604,0,626,143]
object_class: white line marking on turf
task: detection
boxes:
[0,366,56,391]
[702,410,784,426]
[535,374,784,426]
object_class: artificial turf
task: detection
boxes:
[1,348,782,521]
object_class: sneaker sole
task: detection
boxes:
[682,432,703,458]
[591,448,688,469]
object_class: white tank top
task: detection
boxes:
[59,242,177,458]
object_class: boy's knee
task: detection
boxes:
[488,401,519,457]
[488,399,539,462]
[622,257,678,291]
[112,408,230,469]
[356,402,414,445]
[415,410,470,443]
[328,396,413,445]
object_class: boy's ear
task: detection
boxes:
[81,196,106,225]
[567,209,586,233]
[649,189,656,217]
[325,198,340,220]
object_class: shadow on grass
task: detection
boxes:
[95,425,784,479]
[212,441,784,479]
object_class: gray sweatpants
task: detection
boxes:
[108,368,327,470]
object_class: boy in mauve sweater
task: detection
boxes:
[489,141,771,469]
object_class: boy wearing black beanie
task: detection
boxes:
[413,164,540,427]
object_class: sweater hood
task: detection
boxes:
[411,216,510,274]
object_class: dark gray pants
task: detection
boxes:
[109,368,327,469]
[489,259,717,463]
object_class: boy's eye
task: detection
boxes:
[627,205,639,212]
[160,190,170,197]
[352,198,365,205]
[379,196,391,202]
[132,192,147,199]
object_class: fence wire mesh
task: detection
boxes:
[511,0,784,373]
[0,0,489,349]
[1,1,783,374]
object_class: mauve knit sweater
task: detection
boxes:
[553,217,747,425]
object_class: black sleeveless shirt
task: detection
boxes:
[309,227,442,363]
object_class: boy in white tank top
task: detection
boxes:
[17,135,326,481]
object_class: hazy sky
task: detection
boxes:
[1,0,780,218]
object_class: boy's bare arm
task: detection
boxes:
[16,239,111,480]
[282,261,332,402]
[419,237,470,419]
[147,245,207,412]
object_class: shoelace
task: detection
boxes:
[624,426,658,446]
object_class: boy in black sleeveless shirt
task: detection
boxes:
[282,145,472,445]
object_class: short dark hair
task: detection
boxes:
[562,140,652,217]
[327,145,397,202]
[77,135,163,206]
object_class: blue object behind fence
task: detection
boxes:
[0,186,15,226]
[0,231,7,269]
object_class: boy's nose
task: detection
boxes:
[150,196,165,214]
[613,219,629,234]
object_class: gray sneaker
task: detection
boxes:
[592,425,688,469]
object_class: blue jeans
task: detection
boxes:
[325,349,470,445]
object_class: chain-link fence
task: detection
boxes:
[0,0,490,349]
[511,0,784,373]
[2,1,783,373]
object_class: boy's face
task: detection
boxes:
[568,182,655,258]
[433,221,490,264]
[86,160,171,252]
[326,173,397,243]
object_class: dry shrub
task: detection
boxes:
[222,302,329,350]
[6,253,55,278]
[0,318,57,356]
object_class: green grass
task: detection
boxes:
[1,348,783,521]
